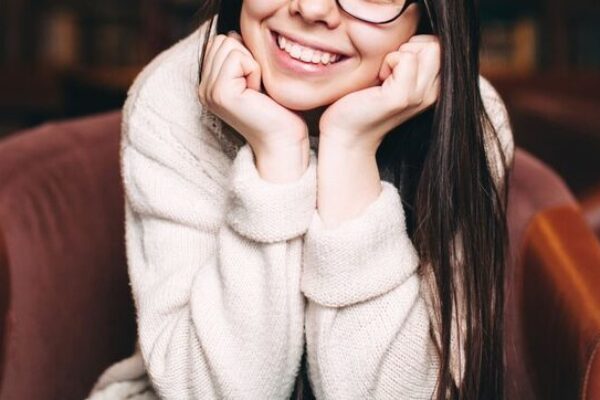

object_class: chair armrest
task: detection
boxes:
[521,204,600,399]
[581,186,600,239]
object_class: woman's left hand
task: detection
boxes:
[319,35,441,153]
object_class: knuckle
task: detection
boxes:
[224,37,246,52]
[229,48,245,58]
[424,87,440,107]
[223,36,236,46]
[387,52,401,63]
[410,94,424,106]
[213,35,226,46]
[398,50,417,64]
[403,50,418,59]
[210,84,226,106]
[385,92,409,110]
[206,86,215,105]
[223,48,244,64]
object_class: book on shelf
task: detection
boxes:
[480,17,539,76]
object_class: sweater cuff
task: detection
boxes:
[301,181,419,307]
[225,143,317,243]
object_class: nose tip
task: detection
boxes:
[290,0,341,27]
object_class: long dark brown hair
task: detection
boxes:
[196,1,510,399]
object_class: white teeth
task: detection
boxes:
[311,52,321,63]
[290,44,302,58]
[279,35,287,48]
[300,48,313,62]
[276,33,341,65]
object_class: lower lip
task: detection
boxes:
[269,30,349,75]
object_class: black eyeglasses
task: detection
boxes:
[336,0,435,31]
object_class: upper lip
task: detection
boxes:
[273,30,350,57]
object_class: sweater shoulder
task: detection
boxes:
[125,25,204,123]
[121,21,232,188]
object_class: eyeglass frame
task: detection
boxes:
[335,0,435,31]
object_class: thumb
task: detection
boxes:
[240,56,262,92]
[379,52,401,82]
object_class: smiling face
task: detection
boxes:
[239,0,421,111]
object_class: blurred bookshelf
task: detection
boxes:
[0,0,201,136]
[1,0,599,138]
[479,0,600,78]
[478,0,600,199]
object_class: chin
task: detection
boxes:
[262,78,341,111]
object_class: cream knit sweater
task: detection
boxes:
[89,16,514,400]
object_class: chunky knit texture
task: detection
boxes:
[88,14,514,400]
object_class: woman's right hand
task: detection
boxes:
[198,31,310,182]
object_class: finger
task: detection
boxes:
[379,41,428,82]
[399,41,440,96]
[379,51,401,82]
[226,31,253,58]
[227,30,243,42]
[408,34,437,43]
[207,36,253,89]
[200,35,226,84]
[415,42,441,97]
[212,49,261,101]
[398,42,428,54]
[199,34,227,101]
[226,32,256,68]
[387,50,419,107]
[425,73,441,107]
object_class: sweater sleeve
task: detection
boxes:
[122,103,316,399]
[300,181,440,400]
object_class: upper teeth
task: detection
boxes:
[276,34,340,65]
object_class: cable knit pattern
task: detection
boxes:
[87,13,514,400]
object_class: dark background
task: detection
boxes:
[1,0,599,198]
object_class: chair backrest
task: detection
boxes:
[505,149,600,399]
[0,111,136,400]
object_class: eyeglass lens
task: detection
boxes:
[337,0,409,24]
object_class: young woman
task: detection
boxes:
[87,0,514,399]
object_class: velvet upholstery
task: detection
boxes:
[0,111,598,399]
[0,112,136,400]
